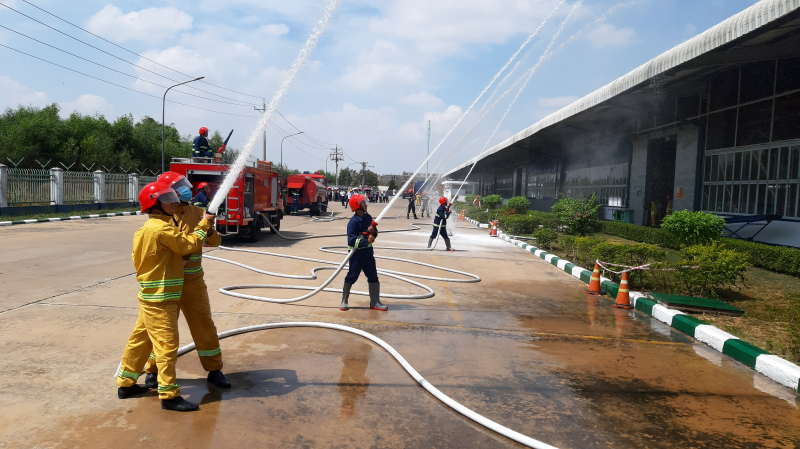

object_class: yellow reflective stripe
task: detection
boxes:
[193,230,207,240]
[148,353,156,361]
[118,370,140,380]
[138,291,183,301]
[197,347,221,357]
[183,266,203,275]
[189,254,203,261]
[139,279,184,288]
[157,383,180,392]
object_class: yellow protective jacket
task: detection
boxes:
[172,203,221,277]
[133,214,212,302]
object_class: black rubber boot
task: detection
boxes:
[428,238,433,248]
[414,214,418,219]
[445,238,454,252]
[161,396,200,412]
[369,282,387,311]
[207,370,231,389]
[118,384,150,399]
[145,373,158,389]
[340,283,352,311]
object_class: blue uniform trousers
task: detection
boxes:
[345,248,378,284]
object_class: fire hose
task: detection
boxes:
[193,214,559,448]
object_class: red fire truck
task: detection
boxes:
[169,158,283,242]
[285,171,328,216]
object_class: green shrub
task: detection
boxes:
[600,221,675,248]
[649,243,748,298]
[560,235,578,258]
[506,196,531,214]
[533,228,559,249]
[464,195,476,205]
[660,210,725,247]
[497,214,540,235]
[483,194,503,210]
[475,211,490,223]
[551,193,601,236]
[601,221,800,277]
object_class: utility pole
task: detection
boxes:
[329,145,343,188]
[254,99,267,160]
[359,161,374,188]
[427,120,431,183]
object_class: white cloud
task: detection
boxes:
[586,23,635,48]
[85,5,193,43]
[399,91,443,108]
[367,0,567,56]
[337,41,423,90]
[59,94,111,118]
[258,24,290,36]
[0,77,47,109]
[399,105,463,141]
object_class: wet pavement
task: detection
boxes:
[1,202,799,448]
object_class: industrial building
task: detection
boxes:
[444,0,800,246]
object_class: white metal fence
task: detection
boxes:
[0,164,153,208]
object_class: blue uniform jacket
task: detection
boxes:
[433,204,450,227]
[193,190,210,208]
[193,135,213,158]
[348,213,377,250]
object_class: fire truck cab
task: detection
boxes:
[170,158,283,242]
[285,171,328,216]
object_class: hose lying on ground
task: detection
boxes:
[176,321,558,449]
[206,214,479,304]
[195,213,558,448]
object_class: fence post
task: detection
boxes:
[94,170,105,204]
[50,167,64,205]
[0,164,7,208]
[128,173,139,203]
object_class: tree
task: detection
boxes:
[363,169,379,189]
[316,169,336,185]
[388,179,397,193]
[338,167,352,187]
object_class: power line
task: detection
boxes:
[274,109,337,147]
[266,120,326,162]
[0,23,257,108]
[0,43,259,118]
[0,1,259,106]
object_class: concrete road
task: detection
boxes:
[1,202,799,448]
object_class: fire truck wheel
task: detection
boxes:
[247,218,261,242]
[270,214,280,234]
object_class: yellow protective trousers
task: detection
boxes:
[144,273,222,374]
[117,300,181,400]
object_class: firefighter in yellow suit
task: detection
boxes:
[116,181,215,412]
[140,172,230,390]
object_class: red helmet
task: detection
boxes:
[439,197,448,205]
[139,181,179,213]
[408,189,413,193]
[199,127,208,135]
[349,194,367,212]
[198,182,209,190]
[423,191,427,195]
[157,172,192,191]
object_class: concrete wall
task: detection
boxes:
[673,128,700,212]
[630,140,648,225]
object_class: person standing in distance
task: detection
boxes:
[429,196,454,251]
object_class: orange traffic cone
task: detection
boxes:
[585,263,602,295]
[459,210,465,220]
[490,220,498,237]
[612,271,633,309]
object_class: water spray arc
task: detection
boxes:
[450,2,582,203]
[208,0,342,214]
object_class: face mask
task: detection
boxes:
[177,186,192,203]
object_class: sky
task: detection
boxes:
[0,0,762,175]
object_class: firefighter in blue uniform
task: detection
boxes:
[428,196,454,251]
[193,127,214,160]
[339,194,387,311]
[193,182,211,209]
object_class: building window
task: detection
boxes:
[702,141,800,217]
[562,163,628,205]
[527,172,558,199]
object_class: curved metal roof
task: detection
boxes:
[445,0,800,177]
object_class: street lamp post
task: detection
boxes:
[162,76,204,174]
[280,131,304,179]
